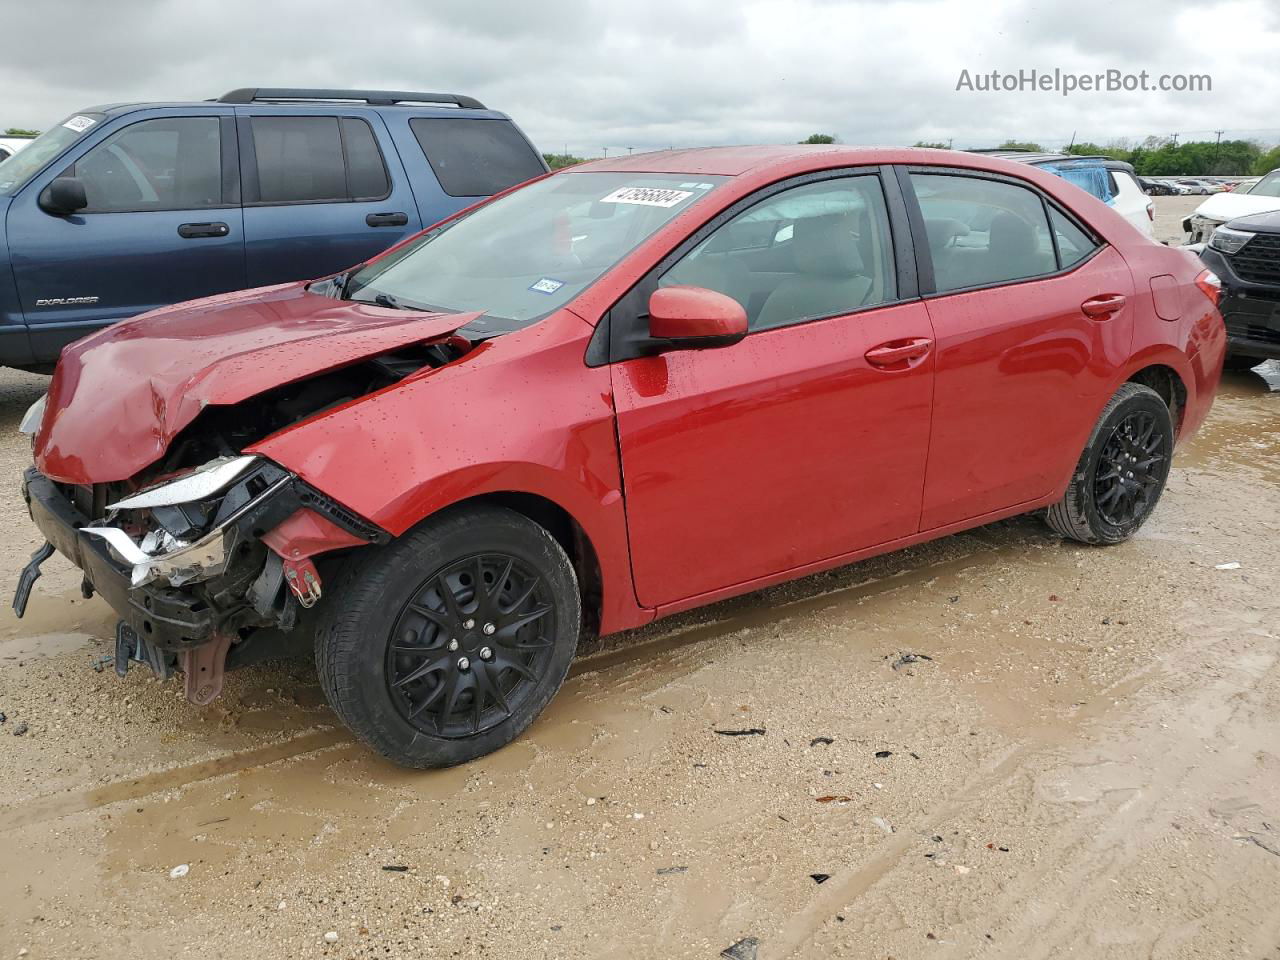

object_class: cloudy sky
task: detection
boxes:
[2,0,1277,154]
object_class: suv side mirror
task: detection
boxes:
[647,285,748,351]
[39,177,88,216]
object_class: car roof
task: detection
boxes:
[572,144,1066,178]
[970,149,1137,175]
[76,99,507,121]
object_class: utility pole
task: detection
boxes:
[603,147,609,158]
[627,146,633,155]
[1170,133,1179,146]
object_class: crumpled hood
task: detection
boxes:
[35,282,477,484]
[1192,192,1280,225]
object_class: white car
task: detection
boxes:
[1183,168,1280,247]
[0,136,34,161]
[973,151,1154,237]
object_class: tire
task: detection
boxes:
[1044,383,1174,545]
[315,504,580,768]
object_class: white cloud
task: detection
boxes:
[0,0,1276,152]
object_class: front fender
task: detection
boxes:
[248,310,648,634]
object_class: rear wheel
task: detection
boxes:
[316,504,580,768]
[1044,383,1173,544]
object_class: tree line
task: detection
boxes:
[913,137,1280,177]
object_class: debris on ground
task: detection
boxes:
[816,795,852,804]
[872,817,894,834]
[381,865,410,872]
[0,710,6,723]
[1049,594,1062,601]
[1215,561,1242,570]
[891,652,933,671]
[714,727,766,736]
[986,843,1010,852]
[875,750,892,758]
[12,721,28,736]
[323,931,339,943]
[169,864,189,879]
[810,736,834,747]
[721,936,760,960]
[810,873,830,884]
[656,866,688,876]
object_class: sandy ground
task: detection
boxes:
[1,196,1278,959]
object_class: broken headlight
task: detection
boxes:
[82,456,292,588]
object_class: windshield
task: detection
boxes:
[1250,171,1280,198]
[0,113,105,195]
[343,171,726,326]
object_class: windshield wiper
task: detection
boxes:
[348,291,409,309]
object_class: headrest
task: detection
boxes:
[793,214,865,277]
[988,211,1036,258]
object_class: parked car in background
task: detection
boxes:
[970,150,1154,237]
[16,146,1225,767]
[1183,168,1280,247]
[0,88,547,371]
[1177,179,1225,195]
[1225,178,1260,194]
[1198,208,1280,369]
[1140,177,1175,196]
[0,136,34,161]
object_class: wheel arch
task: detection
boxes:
[1126,362,1188,434]
[440,491,607,644]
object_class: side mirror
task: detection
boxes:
[647,285,747,351]
[39,177,88,216]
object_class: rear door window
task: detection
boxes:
[911,173,1058,293]
[409,118,545,197]
[250,116,391,204]
[73,117,222,212]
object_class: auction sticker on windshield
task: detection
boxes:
[601,186,694,207]
[62,115,97,133]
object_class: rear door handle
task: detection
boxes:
[177,221,230,239]
[865,337,933,369]
[366,212,409,227]
[1081,294,1127,318]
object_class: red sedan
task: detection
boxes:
[17,146,1225,767]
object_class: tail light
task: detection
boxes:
[1146,203,1154,222]
[1194,268,1222,307]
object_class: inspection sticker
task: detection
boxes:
[62,115,97,133]
[529,277,565,294]
[600,186,693,208]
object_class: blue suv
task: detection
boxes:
[0,87,547,371]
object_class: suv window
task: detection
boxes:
[911,174,1058,292]
[250,116,390,204]
[73,117,222,212]
[409,118,545,197]
[661,175,897,332]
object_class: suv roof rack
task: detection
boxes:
[215,88,486,109]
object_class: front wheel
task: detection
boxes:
[315,504,580,768]
[1044,383,1173,544]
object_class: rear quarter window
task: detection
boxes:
[409,118,545,197]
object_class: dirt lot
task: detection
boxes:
[1,196,1278,959]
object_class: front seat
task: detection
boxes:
[757,214,872,331]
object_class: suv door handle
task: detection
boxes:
[366,212,409,227]
[177,222,230,239]
[865,337,933,369]
[1081,294,1127,318]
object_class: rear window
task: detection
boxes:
[250,116,390,204]
[409,118,545,197]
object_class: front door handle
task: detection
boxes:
[1081,294,1127,319]
[366,212,409,227]
[865,337,934,369]
[177,221,230,239]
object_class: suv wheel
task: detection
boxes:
[316,504,580,768]
[1044,382,1173,544]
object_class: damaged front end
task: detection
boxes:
[18,454,387,705]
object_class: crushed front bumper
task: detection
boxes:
[19,466,387,652]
